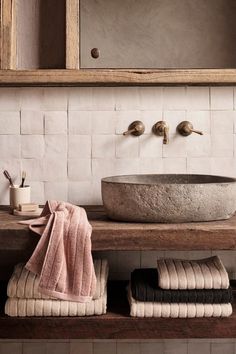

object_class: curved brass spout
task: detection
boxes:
[152,121,169,144]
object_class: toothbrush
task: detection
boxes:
[20,171,26,188]
[3,170,14,187]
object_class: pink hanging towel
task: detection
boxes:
[20,200,96,302]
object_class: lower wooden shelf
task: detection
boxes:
[0,281,236,339]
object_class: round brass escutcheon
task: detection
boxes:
[123,121,145,136]
[152,121,169,144]
[177,121,203,136]
[91,48,100,59]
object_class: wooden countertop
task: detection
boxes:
[1,205,236,251]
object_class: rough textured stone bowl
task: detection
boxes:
[101,174,236,223]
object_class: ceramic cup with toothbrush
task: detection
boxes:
[9,185,31,210]
[3,170,31,210]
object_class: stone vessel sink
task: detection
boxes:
[101,174,236,223]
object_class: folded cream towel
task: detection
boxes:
[20,201,96,302]
[128,290,232,318]
[156,256,229,290]
[5,259,108,317]
[7,259,108,300]
[5,292,107,317]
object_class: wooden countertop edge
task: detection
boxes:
[1,206,236,250]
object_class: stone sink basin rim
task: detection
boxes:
[101,174,236,223]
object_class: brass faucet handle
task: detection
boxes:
[163,126,169,144]
[123,120,145,136]
[123,127,136,136]
[177,121,203,137]
[191,128,203,136]
[152,121,169,144]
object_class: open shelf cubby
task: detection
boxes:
[0,206,236,339]
[16,0,66,69]
[0,281,236,339]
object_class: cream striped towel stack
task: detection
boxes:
[5,259,108,317]
[129,256,233,318]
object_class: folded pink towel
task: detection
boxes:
[20,200,96,302]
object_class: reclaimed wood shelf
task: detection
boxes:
[1,206,236,252]
[0,281,236,339]
[1,69,236,86]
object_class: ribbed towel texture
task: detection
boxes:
[5,259,108,317]
[156,256,229,290]
[128,289,232,318]
[131,268,233,303]
[129,256,233,318]
[7,260,107,300]
[20,200,96,302]
[5,296,107,317]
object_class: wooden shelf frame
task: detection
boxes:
[1,0,236,85]
[2,308,236,339]
[1,69,236,86]
[66,0,79,69]
[0,0,16,70]
[3,310,236,339]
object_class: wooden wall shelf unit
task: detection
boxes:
[1,206,236,339]
[2,69,236,86]
[0,0,236,86]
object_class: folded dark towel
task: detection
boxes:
[131,269,233,304]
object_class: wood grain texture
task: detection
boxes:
[1,206,236,252]
[0,0,16,69]
[0,281,236,339]
[2,313,236,339]
[1,68,236,85]
[11,0,16,68]
[66,0,79,69]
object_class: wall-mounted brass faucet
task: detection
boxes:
[123,120,145,136]
[152,121,169,144]
[177,121,203,136]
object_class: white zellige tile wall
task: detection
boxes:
[0,86,236,205]
[1,86,236,353]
